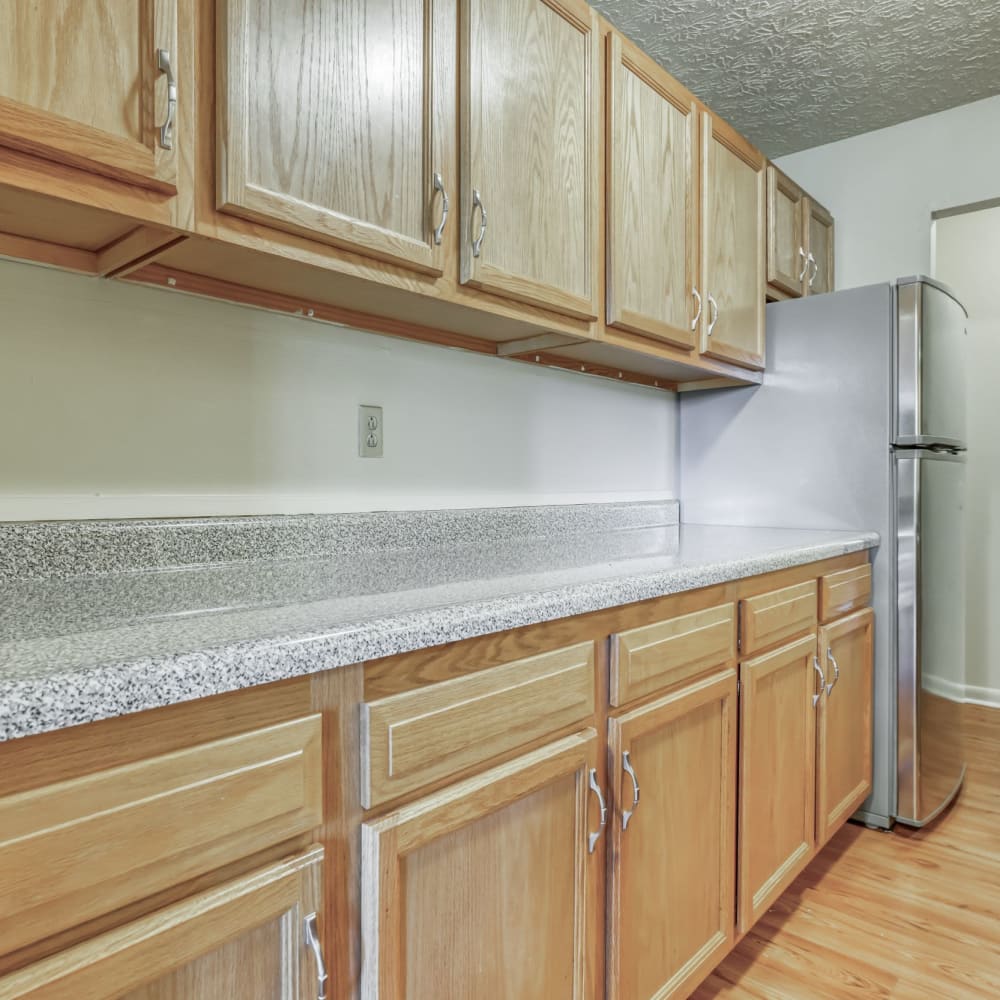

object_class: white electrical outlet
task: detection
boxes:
[358,404,383,458]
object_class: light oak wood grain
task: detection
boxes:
[217,0,447,273]
[692,704,1000,999]
[607,670,737,1000]
[361,641,596,808]
[606,32,697,349]
[819,563,873,624]
[0,0,177,191]
[817,608,874,846]
[805,196,835,295]
[0,848,323,1000]
[700,112,765,370]
[361,729,599,998]
[0,716,322,957]
[461,0,601,320]
[738,633,818,933]
[610,602,736,707]
[765,165,805,297]
[739,580,818,656]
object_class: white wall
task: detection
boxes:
[933,206,1000,705]
[775,95,1000,289]
[0,260,677,520]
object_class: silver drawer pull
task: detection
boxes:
[808,253,819,287]
[826,648,840,696]
[432,171,449,245]
[812,656,826,707]
[156,48,177,151]
[691,286,702,330]
[707,293,719,336]
[622,750,640,831]
[303,912,329,1000]
[798,246,809,281]
[587,767,607,853]
[471,188,487,257]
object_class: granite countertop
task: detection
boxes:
[0,502,878,741]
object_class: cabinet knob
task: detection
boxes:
[808,252,819,287]
[706,293,719,336]
[587,767,607,853]
[303,912,329,1000]
[156,48,177,151]
[471,188,488,258]
[621,750,641,831]
[798,246,810,282]
[812,655,826,708]
[432,172,449,246]
[691,287,703,331]
[826,647,841,696]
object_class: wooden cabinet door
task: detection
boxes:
[700,113,765,370]
[217,0,451,274]
[738,634,818,934]
[766,166,806,297]
[805,197,835,295]
[362,730,600,999]
[0,1,178,191]
[0,849,326,999]
[606,33,698,349]
[461,0,600,320]
[607,670,737,1000]
[816,608,874,845]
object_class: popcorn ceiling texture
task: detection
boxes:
[591,0,1000,156]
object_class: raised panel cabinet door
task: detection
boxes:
[805,197,835,295]
[0,0,178,190]
[0,848,327,1000]
[766,166,806,297]
[700,112,766,370]
[606,33,698,349]
[816,608,874,845]
[217,0,452,274]
[607,670,737,1000]
[461,0,601,320]
[738,634,819,934]
[362,730,601,999]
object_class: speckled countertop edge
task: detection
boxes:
[0,527,878,742]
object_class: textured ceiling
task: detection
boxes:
[590,0,1000,156]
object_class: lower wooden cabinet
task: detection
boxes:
[816,608,875,845]
[737,633,819,933]
[607,670,737,1000]
[0,848,326,1000]
[360,729,600,998]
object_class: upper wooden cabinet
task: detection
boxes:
[700,112,766,370]
[361,730,601,997]
[766,164,836,299]
[0,0,179,192]
[606,33,698,350]
[216,0,451,274]
[460,0,601,320]
[806,197,835,294]
[607,670,737,1000]
[766,166,807,296]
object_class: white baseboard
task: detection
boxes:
[923,673,1000,708]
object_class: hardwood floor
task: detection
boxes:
[692,704,1000,1000]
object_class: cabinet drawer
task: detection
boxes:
[0,716,323,957]
[610,603,736,706]
[740,581,818,655]
[361,641,596,809]
[819,563,872,622]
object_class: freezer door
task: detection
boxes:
[895,449,966,826]
[895,277,968,448]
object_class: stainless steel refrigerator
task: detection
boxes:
[680,276,967,829]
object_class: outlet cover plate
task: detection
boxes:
[358,404,383,458]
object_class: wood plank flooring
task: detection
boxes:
[692,704,1000,1000]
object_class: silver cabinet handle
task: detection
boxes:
[798,246,809,281]
[691,287,702,331]
[826,647,840,696]
[156,48,177,151]
[471,188,487,258]
[812,656,826,708]
[587,767,607,854]
[808,253,818,287]
[621,750,640,831]
[706,293,719,336]
[432,172,449,246]
[303,912,328,1000]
